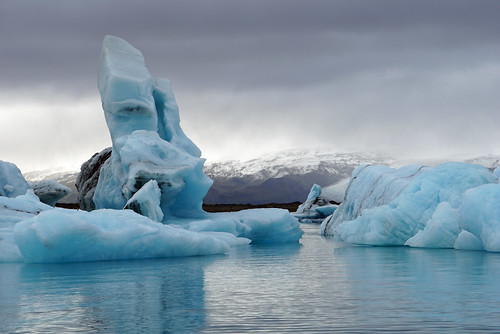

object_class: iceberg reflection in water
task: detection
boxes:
[2,224,500,333]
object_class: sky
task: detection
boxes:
[1,0,500,172]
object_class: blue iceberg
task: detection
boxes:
[321,162,500,252]
[0,36,302,263]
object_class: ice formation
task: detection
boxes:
[321,162,500,252]
[90,35,302,243]
[124,179,164,222]
[0,190,52,262]
[0,160,30,198]
[293,184,337,223]
[0,35,302,263]
[182,209,303,244]
[29,179,71,206]
[14,209,249,263]
[93,36,211,219]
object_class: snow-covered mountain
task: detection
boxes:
[203,149,393,204]
[22,150,500,206]
[23,169,80,204]
[205,149,393,181]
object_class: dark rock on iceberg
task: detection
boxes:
[76,147,112,211]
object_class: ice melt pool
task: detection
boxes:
[2,223,500,333]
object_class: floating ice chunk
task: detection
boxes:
[30,179,71,206]
[0,160,30,198]
[294,184,337,223]
[124,179,163,222]
[296,184,322,214]
[184,209,303,244]
[322,162,497,247]
[14,209,250,263]
[228,209,303,243]
[459,184,500,252]
[405,202,459,248]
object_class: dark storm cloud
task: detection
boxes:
[2,0,500,92]
[1,0,500,170]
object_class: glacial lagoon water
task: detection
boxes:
[2,223,500,333]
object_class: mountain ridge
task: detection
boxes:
[22,150,500,205]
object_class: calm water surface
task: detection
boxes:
[2,223,500,333]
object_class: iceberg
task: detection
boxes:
[321,162,500,251]
[0,35,302,264]
[93,36,212,220]
[0,160,30,198]
[293,184,337,223]
[90,35,301,243]
[14,209,249,263]
[183,208,304,244]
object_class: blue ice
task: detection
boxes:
[321,162,500,252]
[0,36,303,263]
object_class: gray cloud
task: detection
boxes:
[1,0,500,171]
